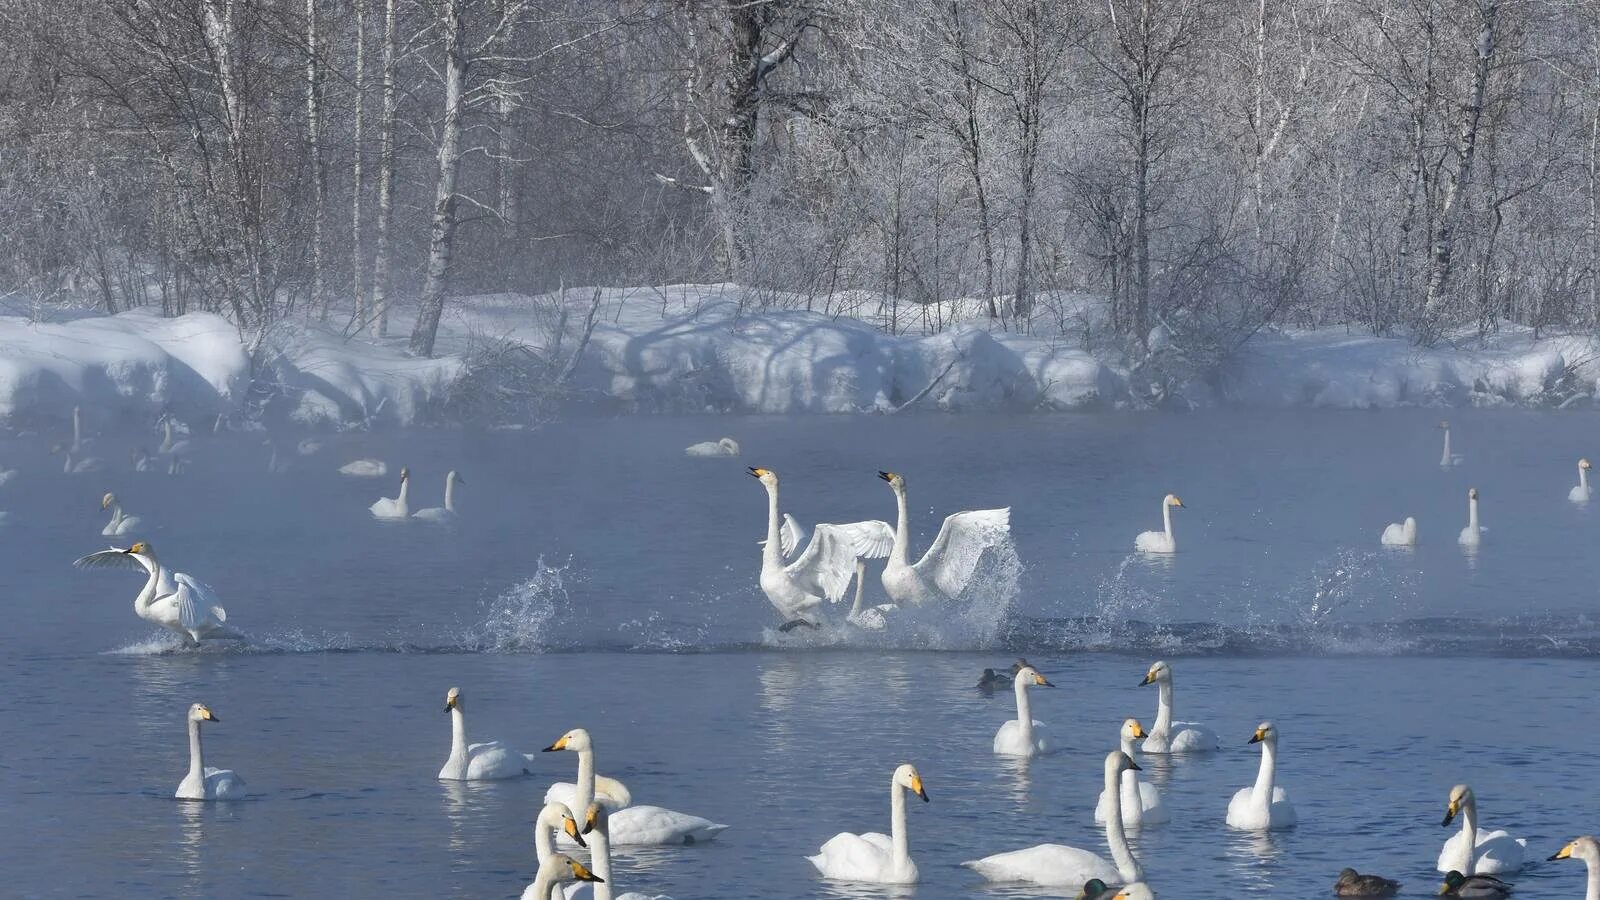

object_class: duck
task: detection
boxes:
[976,668,1011,694]
[993,665,1053,757]
[175,702,246,800]
[807,763,929,884]
[1138,661,1219,753]
[437,687,534,780]
[1438,785,1525,875]
[1439,870,1512,898]
[1095,718,1168,826]
[100,492,142,536]
[1549,837,1600,900]
[1135,494,1185,553]
[685,437,740,457]
[876,470,1010,605]
[1225,721,1296,830]
[1334,868,1401,897]
[369,467,410,519]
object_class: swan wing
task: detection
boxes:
[963,843,1118,886]
[594,775,633,809]
[73,548,145,571]
[778,514,807,558]
[830,520,896,560]
[204,767,247,799]
[784,524,861,602]
[607,805,728,845]
[172,573,223,629]
[808,831,893,880]
[913,508,1011,598]
[1471,829,1526,874]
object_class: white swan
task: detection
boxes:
[542,728,632,814]
[1459,488,1483,547]
[1570,459,1592,504]
[1096,719,1168,827]
[1440,421,1464,467]
[1550,836,1600,900]
[964,751,1144,887]
[1381,516,1417,547]
[543,728,727,846]
[993,665,1053,756]
[522,854,603,900]
[339,458,388,477]
[437,687,534,780]
[808,763,929,884]
[369,467,410,519]
[1226,721,1297,830]
[73,542,242,643]
[159,416,191,458]
[101,492,142,536]
[750,467,880,630]
[876,470,1010,605]
[568,803,674,900]
[768,514,898,629]
[297,438,324,456]
[413,471,463,522]
[0,462,18,486]
[685,437,739,457]
[131,447,156,472]
[175,703,246,800]
[1138,661,1219,753]
[1135,494,1185,553]
[521,803,593,900]
[1438,784,1525,875]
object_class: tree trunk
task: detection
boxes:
[306,0,327,320]
[370,0,397,338]
[409,0,466,357]
[351,0,368,325]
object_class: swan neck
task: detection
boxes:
[1119,734,1137,758]
[1251,738,1277,806]
[529,867,557,900]
[576,747,596,810]
[1162,500,1173,540]
[534,809,557,864]
[589,822,615,900]
[135,559,160,613]
[762,483,782,567]
[1441,428,1452,464]
[1012,677,1033,744]
[1582,466,1591,492]
[890,776,910,869]
[891,487,911,565]
[1153,680,1174,735]
[397,476,409,505]
[1103,762,1142,882]
[1585,854,1599,900]
[444,474,456,512]
[108,503,123,528]
[1468,496,1479,530]
[73,407,82,447]
[448,707,467,763]
[187,717,204,782]
[1459,801,1478,873]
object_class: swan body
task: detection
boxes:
[1571,459,1592,504]
[1139,661,1219,753]
[1439,871,1512,898]
[73,542,241,643]
[175,703,246,800]
[1459,488,1483,547]
[1096,719,1168,827]
[876,470,1010,605]
[413,470,463,522]
[339,458,388,477]
[1226,721,1297,830]
[964,751,1144,887]
[1135,494,1185,553]
[1440,421,1464,467]
[770,514,898,629]
[685,437,739,457]
[749,468,880,629]
[437,688,533,780]
[1380,516,1417,547]
[370,467,410,519]
[100,492,142,536]
[1438,785,1525,875]
[808,763,928,884]
[993,666,1052,756]
[1550,836,1600,900]
[1334,868,1400,897]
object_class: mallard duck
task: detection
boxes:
[1439,870,1512,898]
[1334,868,1400,896]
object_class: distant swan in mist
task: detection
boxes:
[413,470,462,522]
[993,665,1053,757]
[159,415,191,458]
[1226,721,1296,831]
[1548,836,1600,900]
[370,467,410,519]
[1570,458,1592,504]
[54,407,104,472]
[263,441,292,474]
[73,541,241,643]
[807,763,929,884]
[876,470,1010,605]
[1096,718,1168,827]
[101,492,141,536]
[0,461,18,486]
[749,467,881,630]
[437,687,533,780]
[1440,421,1464,467]
[1139,660,1218,753]
[131,447,155,472]
[339,458,387,477]
[686,437,740,457]
[1438,784,1525,875]
[1381,516,1417,547]
[176,702,246,800]
[1458,488,1483,547]
[1135,494,1185,553]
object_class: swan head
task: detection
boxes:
[582,801,611,835]
[443,687,461,712]
[447,470,463,485]
[544,853,602,885]
[1248,721,1278,745]
[1550,836,1600,863]
[187,702,219,724]
[747,466,778,488]
[1121,718,1147,742]
[1105,750,1140,777]
[1581,458,1592,471]
[399,467,410,483]
[124,541,154,559]
[1468,487,1479,500]
[1015,666,1053,688]
[543,727,593,753]
[719,437,740,453]
[1442,784,1475,826]
[1438,420,1450,430]
[1139,660,1172,686]
[538,801,588,848]
[877,470,905,490]
[892,763,929,802]
[1163,494,1185,508]
[101,492,117,510]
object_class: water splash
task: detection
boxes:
[466,557,573,652]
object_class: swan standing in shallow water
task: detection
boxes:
[74,542,242,643]
[749,467,880,630]
[413,470,463,522]
[100,492,142,536]
[543,728,729,846]
[437,687,533,780]
[685,437,740,457]
[1438,784,1525,875]
[876,470,1010,605]
[1225,722,1296,830]
[1096,719,1168,826]
[964,751,1144,887]
[993,665,1053,756]
[1550,836,1600,900]
[1139,661,1219,753]
[807,763,929,884]
[1380,516,1417,547]
[1440,420,1464,466]
[175,703,246,800]
[369,467,410,519]
[339,458,387,477]
[1135,494,1185,553]
[1459,488,1483,547]
[1571,459,1592,504]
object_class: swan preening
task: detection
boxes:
[370,467,410,519]
[1550,837,1600,900]
[807,763,929,884]
[73,542,241,643]
[339,458,388,477]
[1226,721,1296,830]
[1571,458,1592,504]
[1380,516,1417,547]
[413,470,463,522]
[100,492,141,536]
[964,751,1143,887]
[877,470,1010,605]
[749,467,889,630]
[1438,784,1525,875]
[993,665,1052,757]
[1459,488,1483,547]
[1139,661,1218,754]
[1440,420,1464,467]
[685,437,740,457]
[1095,718,1168,827]
[1135,494,1184,553]
[543,728,727,846]
[1334,868,1400,896]
[437,687,533,780]
[176,702,246,800]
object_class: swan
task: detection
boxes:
[1226,721,1296,830]
[1135,494,1185,553]
[1138,661,1219,753]
[1550,836,1600,900]
[1438,784,1525,875]
[1380,516,1417,547]
[297,438,324,456]
[993,665,1053,756]
[522,854,603,900]
[685,437,739,457]
[159,416,191,457]
[437,687,534,780]
[1440,421,1464,467]
[541,728,632,814]
[413,471,463,522]
[100,492,142,536]
[876,470,1010,605]
[1334,868,1400,896]
[1439,871,1512,898]
[543,728,727,846]
[568,803,673,900]
[521,803,593,900]
[767,513,897,629]
[808,763,929,884]
[964,751,1144,887]
[52,443,105,473]
[166,454,187,476]
[339,458,388,477]
[131,447,156,472]
[175,702,246,800]
[1095,719,1168,827]
[369,467,410,519]
[749,467,881,630]
[1459,488,1483,547]
[0,462,15,486]
[73,542,242,643]
[1571,459,1592,504]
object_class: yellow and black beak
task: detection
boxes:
[1550,841,1577,861]
[1131,722,1147,739]
[1441,801,1460,827]
[568,859,602,883]
[444,696,458,713]
[877,471,895,482]
[543,735,569,752]
[201,707,218,722]
[1248,728,1267,744]
[1035,674,1055,688]
[911,774,929,803]
[1139,671,1156,686]
[747,466,769,478]
[563,816,588,848]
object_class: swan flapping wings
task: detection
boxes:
[915,508,1011,599]
[73,547,146,571]
[785,524,871,603]
[173,573,227,630]
[831,520,896,560]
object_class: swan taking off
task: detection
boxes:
[807,763,929,884]
[100,492,142,536]
[1438,784,1525,875]
[1334,868,1400,897]
[685,437,740,457]
[993,665,1053,757]
[964,751,1144,887]
[73,542,242,643]
[542,727,727,846]
[749,467,884,630]
[370,467,410,519]
[176,703,246,800]
[1138,661,1218,753]
[768,513,897,629]
[1226,721,1296,830]
[876,471,1010,605]
[1096,718,1169,827]
[339,458,387,477]
[1380,516,1417,547]
[1135,494,1185,553]
[413,470,463,522]
[437,687,533,780]
[1549,837,1600,900]
[1571,459,1592,504]
[1440,421,1464,467]
[1458,488,1483,547]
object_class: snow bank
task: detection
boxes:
[257,322,463,428]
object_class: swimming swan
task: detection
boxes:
[1459,488,1483,547]
[74,542,241,643]
[1438,784,1525,875]
[542,728,632,814]
[101,492,142,536]
[369,467,410,519]
[1380,516,1417,547]
[159,416,191,458]
[1225,721,1297,830]
[1439,870,1512,898]
[51,407,105,472]
[876,470,1010,605]
[339,458,388,477]
[521,803,592,900]
[1096,719,1168,827]
[807,763,929,884]
[437,687,534,780]
[1570,459,1592,504]
[176,702,246,800]
[1135,494,1185,553]
[542,728,726,846]
[1440,421,1464,467]
[413,470,463,522]
[1139,661,1219,753]
[993,665,1053,756]
[1334,868,1400,896]
[568,803,673,900]
[1549,836,1600,900]
[749,467,881,630]
[685,438,740,457]
[963,751,1144,887]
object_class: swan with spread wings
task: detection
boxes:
[73,542,243,643]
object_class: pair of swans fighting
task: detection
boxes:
[370,467,464,521]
